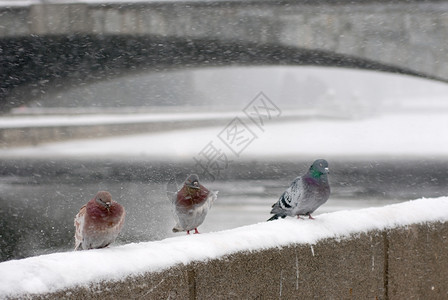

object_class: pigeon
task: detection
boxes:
[170,174,217,234]
[268,159,330,221]
[74,191,125,250]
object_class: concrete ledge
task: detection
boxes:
[387,222,448,298]
[2,198,448,299]
[19,222,448,299]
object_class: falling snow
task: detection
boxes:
[0,196,447,298]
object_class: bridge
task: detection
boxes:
[1,0,448,111]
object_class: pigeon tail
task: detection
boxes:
[267,214,285,221]
[172,226,182,233]
[267,215,278,221]
[74,243,82,251]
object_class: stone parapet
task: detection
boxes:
[30,221,448,299]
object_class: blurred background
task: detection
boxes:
[1,0,448,262]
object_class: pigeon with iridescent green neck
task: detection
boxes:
[268,159,330,221]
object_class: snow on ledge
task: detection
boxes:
[1,197,448,298]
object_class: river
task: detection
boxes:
[1,158,447,262]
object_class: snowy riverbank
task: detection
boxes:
[1,111,448,160]
[1,196,447,298]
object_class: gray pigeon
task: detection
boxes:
[268,159,330,221]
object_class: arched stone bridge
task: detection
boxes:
[1,0,447,111]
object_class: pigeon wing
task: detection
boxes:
[285,176,303,208]
[74,205,86,251]
[206,190,218,208]
[271,176,302,216]
[166,175,182,205]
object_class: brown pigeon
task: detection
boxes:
[171,174,217,234]
[74,191,125,250]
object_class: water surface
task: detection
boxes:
[1,158,447,262]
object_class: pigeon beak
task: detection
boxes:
[105,202,111,211]
[188,181,200,189]
[324,167,330,174]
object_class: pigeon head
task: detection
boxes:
[185,174,200,190]
[309,159,329,179]
[94,191,113,210]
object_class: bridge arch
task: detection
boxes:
[1,0,448,111]
[0,35,442,112]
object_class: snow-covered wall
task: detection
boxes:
[1,197,448,299]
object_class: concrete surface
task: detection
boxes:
[24,221,448,299]
[387,222,448,299]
